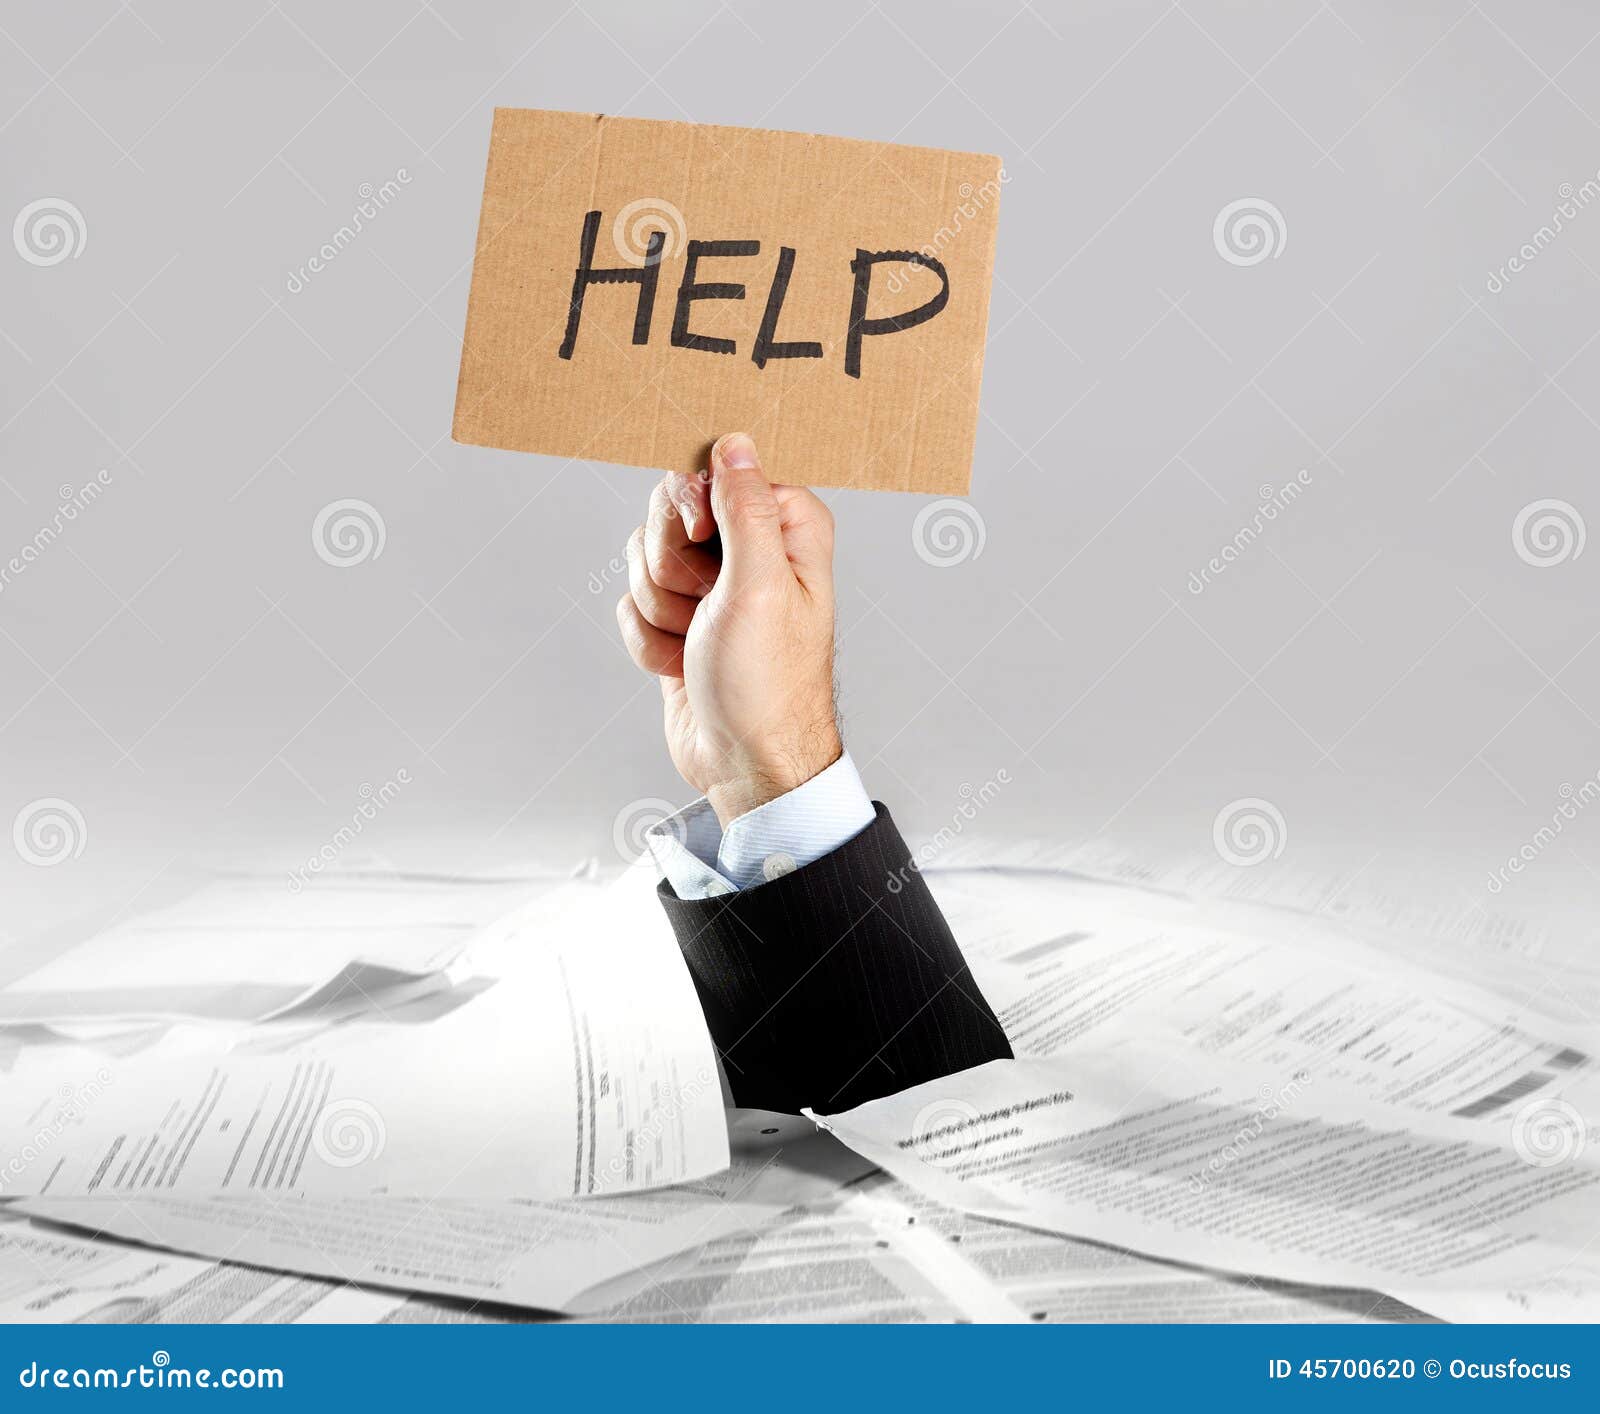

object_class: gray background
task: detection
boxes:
[3,0,1598,949]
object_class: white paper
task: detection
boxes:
[814,1049,1600,1323]
[3,1168,1435,1326]
[563,1171,1429,1324]
[0,882,729,1200]
[0,874,561,1027]
[15,1112,869,1315]
[927,840,1600,1023]
[568,1179,972,1322]
[954,898,1596,1129]
[0,1209,395,1323]
[878,1176,1432,1323]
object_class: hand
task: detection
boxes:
[616,432,841,828]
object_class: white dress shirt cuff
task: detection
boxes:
[645,751,876,898]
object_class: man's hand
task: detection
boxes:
[616,432,840,828]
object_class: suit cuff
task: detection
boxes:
[645,751,876,897]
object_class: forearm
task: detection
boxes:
[617,432,1009,1112]
[654,801,1012,1114]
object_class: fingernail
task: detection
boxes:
[717,432,758,470]
[660,472,688,529]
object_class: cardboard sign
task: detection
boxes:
[452,109,1002,495]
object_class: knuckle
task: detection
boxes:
[727,575,782,619]
[643,541,672,588]
[640,537,677,591]
[646,489,677,536]
[633,577,666,623]
[720,485,780,525]
[649,547,700,596]
[626,542,650,593]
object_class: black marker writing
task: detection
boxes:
[671,240,759,355]
[558,209,664,360]
[752,247,824,369]
[557,216,951,375]
[845,250,949,379]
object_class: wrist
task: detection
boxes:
[704,731,843,829]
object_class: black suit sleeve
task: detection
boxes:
[655,802,1013,1114]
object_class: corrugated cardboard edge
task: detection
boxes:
[951,152,1001,500]
[451,109,515,448]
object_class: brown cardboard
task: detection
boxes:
[452,108,1002,495]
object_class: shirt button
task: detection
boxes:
[762,851,797,881]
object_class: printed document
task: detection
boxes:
[814,1049,1599,1322]
[0,882,728,1200]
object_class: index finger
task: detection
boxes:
[644,475,720,597]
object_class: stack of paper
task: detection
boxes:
[8,1112,870,1317]
[2,848,1593,1323]
[0,868,731,1203]
[0,865,880,1319]
[0,872,561,1027]
[807,865,1599,1323]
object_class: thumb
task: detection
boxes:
[709,433,787,587]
